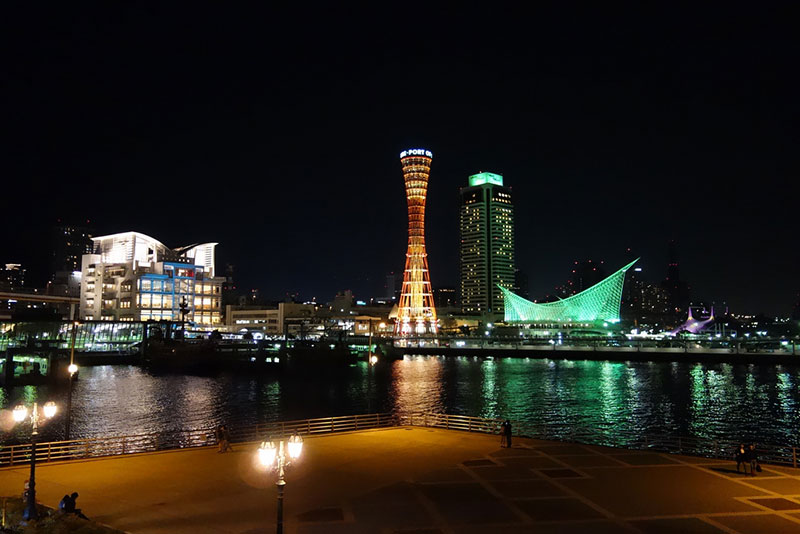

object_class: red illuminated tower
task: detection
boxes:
[395,149,437,335]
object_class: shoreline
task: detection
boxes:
[395,345,800,365]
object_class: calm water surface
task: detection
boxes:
[2,356,799,446]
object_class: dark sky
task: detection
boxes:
[4,4,798,315]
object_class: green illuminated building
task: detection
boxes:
[460,172,514,319]
[501,259,638,324]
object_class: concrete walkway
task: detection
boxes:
[3,427,800,533]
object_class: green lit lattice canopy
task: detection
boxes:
[501,259,638,324]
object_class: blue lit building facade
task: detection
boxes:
[79,232,223,326]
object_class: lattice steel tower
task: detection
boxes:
[395,149,437,335]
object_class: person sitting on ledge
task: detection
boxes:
[59,492,89,519]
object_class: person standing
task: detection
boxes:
[747,444,759,476]
[503,420,513,448]
[735,444,747,473]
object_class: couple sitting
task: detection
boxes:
[59,492,89,520]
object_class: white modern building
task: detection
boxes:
[79,232,223,326]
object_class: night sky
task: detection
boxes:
[4,5,798,315]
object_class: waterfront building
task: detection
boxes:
[79,232,223,326]
[501,259,638,327]
[225,302,317,337]
[459,171,515,320]
[395,149,437,335]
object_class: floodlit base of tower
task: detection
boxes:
[394,318,439,336]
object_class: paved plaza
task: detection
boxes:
[3,427,800,533]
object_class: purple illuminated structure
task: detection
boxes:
[670,307,715,335]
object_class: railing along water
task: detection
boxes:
[404,413,799,468]
[2,412,798,469]
[0,413,396,467]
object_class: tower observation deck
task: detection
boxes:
[395,149,437,335]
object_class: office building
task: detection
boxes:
[433,286,458,309]
[51,221,93,276]
[0,264,26,291]
[556,260,607,298]
[225,302,317,337]
[662,240,691,314]
[459,171,514,319]
[79,231,224,326]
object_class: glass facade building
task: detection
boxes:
[79,232,223,326]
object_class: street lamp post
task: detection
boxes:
[257,433,303,534]
[66,322,79,440]
[13,401,58,521]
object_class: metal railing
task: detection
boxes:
[403,413,800,468]
[0,413,396,467]
[2,411,798,469]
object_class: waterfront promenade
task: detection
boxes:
[3,427,800,533]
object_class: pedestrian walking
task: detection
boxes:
[735,443,747,473]
[221,425,233,452]
[747,444,759,476]
[215,425,225,453]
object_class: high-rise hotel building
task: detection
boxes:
[459,172,515,319]
[79,232,224,326]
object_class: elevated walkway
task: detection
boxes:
[3,427,800,533]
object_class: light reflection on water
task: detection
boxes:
[1,357,799,447]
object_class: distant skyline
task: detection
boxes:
[4,5,797,315]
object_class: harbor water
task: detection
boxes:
[1,356,799,449]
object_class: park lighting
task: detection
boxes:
[68,363,78,375]
[287,433,303,459]
[257,433,304,534]
[370,355,378,365]
[13,401,58,520]
[258,440,278,467]
[42,401,58,419]
[13,405,28,422]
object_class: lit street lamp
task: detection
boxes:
[257,433,304,534]
[13,401,58,521]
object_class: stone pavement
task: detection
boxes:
[3,427,800,533]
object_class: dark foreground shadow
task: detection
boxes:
[708,466,750,476]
